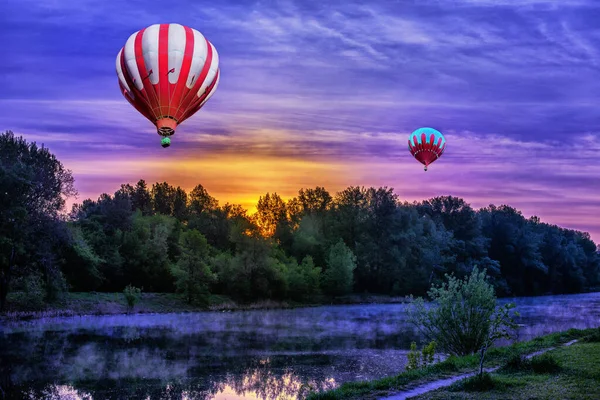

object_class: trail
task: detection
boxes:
[378,339,579,400]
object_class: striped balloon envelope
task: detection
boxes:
[116,23,220,148]
[408,127,446,171]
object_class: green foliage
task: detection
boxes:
[406,342,420,371]
[22,271,47,309]
[409,268,519,378]
[2,131,599,311]
[581,328,600,343]
[502,352,529,372]
[422,340,437,367]
[309,328,600,400]
[322,239,356,296]
[411,268,519,356]
[406,341,437,371]
[452,372,497,392]
[530,353,562,373]
[123,284,142,311]
[171,230,214,306]
[286,255,321,302]
[0,131,76,311]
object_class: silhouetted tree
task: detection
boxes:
[0,131,76,310]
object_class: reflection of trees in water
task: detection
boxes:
[220,357,337,400]
[1,336,338,400]
[2,360,336,400]
[0,324,416,388]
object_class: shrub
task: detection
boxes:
[501,352,561,374]
[123,284,142,312]
[581,328,600,343]
[451,372,496,392]
[530,353,561,374]
[406,341,437,371]
[502,352,530,372]
[408,268,519,378]
[22,272,47,310]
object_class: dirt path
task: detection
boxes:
[379,340,579,400]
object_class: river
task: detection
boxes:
[1,292,599,399]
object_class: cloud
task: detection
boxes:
[2,0,600,242]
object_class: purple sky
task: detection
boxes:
[2,0,600,243]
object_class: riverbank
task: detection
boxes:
[409,337,600,399]
[1,291,410,320]
[307,327,600,400]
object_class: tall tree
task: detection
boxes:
[151,182,177,216]
[173,187,188,221]
[188,184,218,215]
[255,192,287,238]
[131,179,152,215]
[322,239,356,296]
[0,131,76,310]
[171,230,214,305]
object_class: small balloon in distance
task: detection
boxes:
[408,127,446,171]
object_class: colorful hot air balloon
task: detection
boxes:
[116,23,220,148]
[408,127,446,171]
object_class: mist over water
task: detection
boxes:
[1,292,599,399]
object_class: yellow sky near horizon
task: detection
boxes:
[62,148,600,245]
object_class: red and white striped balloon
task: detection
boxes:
[116,23,220,147]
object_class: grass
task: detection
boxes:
[306,328,600,400]
[1,291,410,320]
[418,341,600,399]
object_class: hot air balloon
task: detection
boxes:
[408,127,446,171]
[116,23,220,148]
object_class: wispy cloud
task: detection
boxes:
[2,0,600,241]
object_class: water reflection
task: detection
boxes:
[1,292,599,399]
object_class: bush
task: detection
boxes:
[451,372,496,392]
[20,272,47,310]
[530,353,561,374]
[408,268,519,378]
[406,341,437,371]
[581,328,600,343]
[501,352,530,372]
[123,284,142,311]
[501,352,561,374]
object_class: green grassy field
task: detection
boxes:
[416,339,600,399]
[307,328,600,400]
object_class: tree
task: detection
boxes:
[131,179,152,215]
[151,182,176,215]
[297,187,332,216]
[172,187,188,221]
[479,205,546,295]
[408,268,519,377]
[0,131,76,310]
[188,184,218,215]
[255,192,287,238]
[120,213,176,292]
[286,255,321,301]
[417,196,491,279]
[322,239,356,296]
[171,230,214,305]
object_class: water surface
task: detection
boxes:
[1,292,599,399]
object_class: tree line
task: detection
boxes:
[1,131,599,310]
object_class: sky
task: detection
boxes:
[2,0,600,242]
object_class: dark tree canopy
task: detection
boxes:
[0,131,76,310]
[1,130,599,311]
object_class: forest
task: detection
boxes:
[1,130,599,311]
